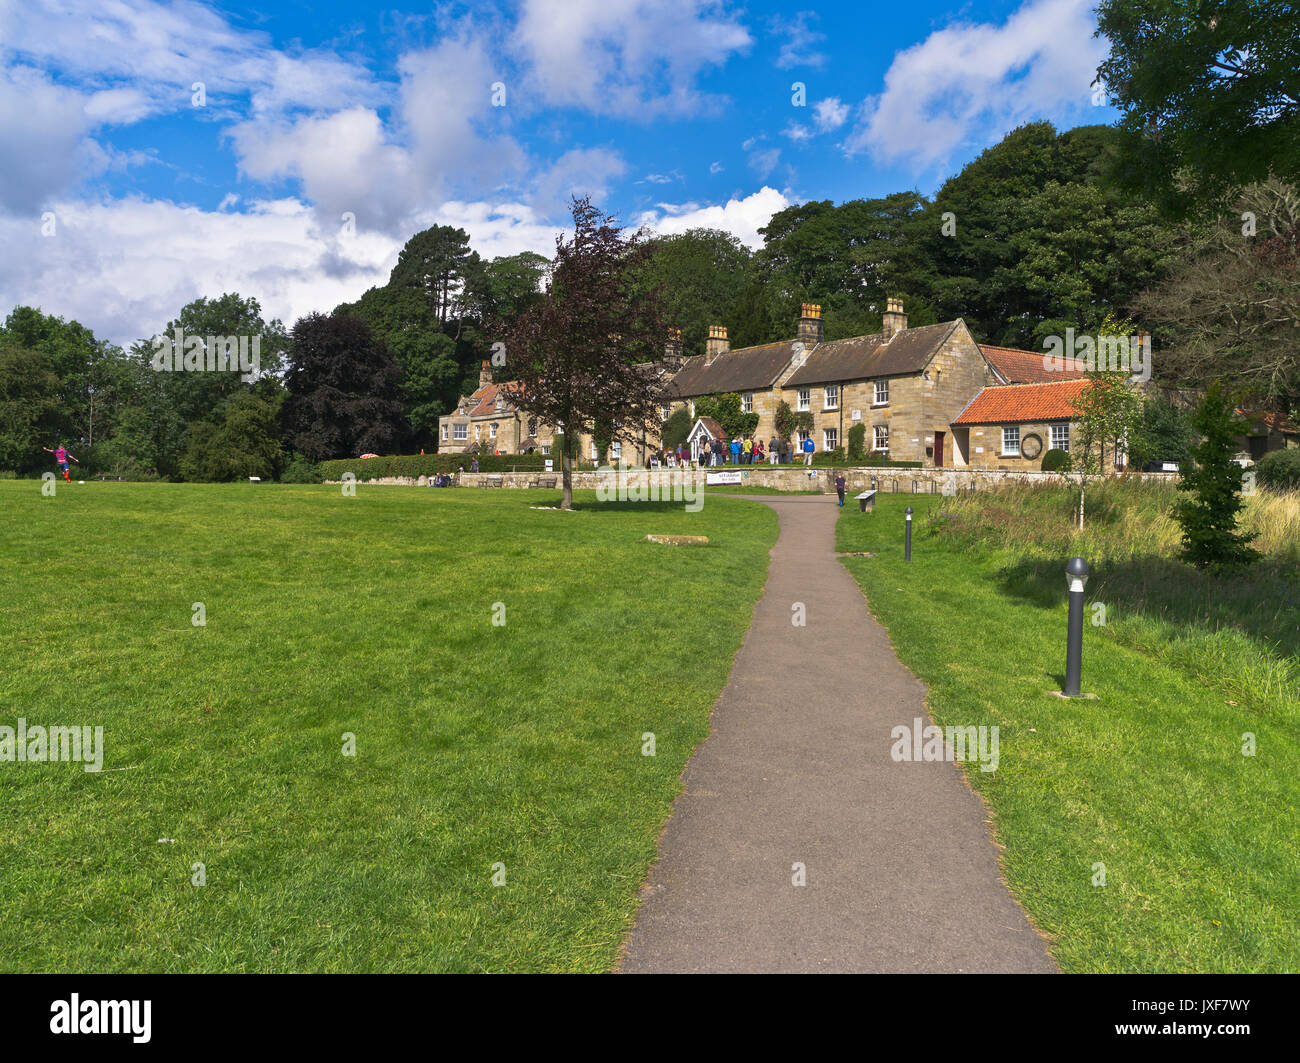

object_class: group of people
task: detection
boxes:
[652,434,819,468]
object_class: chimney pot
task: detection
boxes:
[797,302,824,347]
[705,325,729,363]
[882,297,907,342]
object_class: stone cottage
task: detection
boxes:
[664,301,995,467]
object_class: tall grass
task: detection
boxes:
[928,479,1300,715]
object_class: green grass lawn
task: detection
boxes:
[1,481,777,972]
[837,492,1299,972]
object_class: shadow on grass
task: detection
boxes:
[991,554,1300,661]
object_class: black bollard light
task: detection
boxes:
[904,505,913,561]
[1062,556,1090,696]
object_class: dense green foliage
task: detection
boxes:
[693,393,758,438]
[1097,0,1300,217]
[660,406,692,451]
[1040,448,1072,472]
[847,423,866,461]
[1175,385,1261,568]
[1256,448,1300,490]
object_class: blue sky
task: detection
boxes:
[0,0,1116,346]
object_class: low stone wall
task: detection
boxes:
[328,466,1178,493]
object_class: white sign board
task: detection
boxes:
[706,471,743,485]
[544,459,553,471]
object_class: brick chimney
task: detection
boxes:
[664,327,684,368]
[479,359,492,387]
[882,297,907,341]
[705,325,729,363]
[797,303,823,347]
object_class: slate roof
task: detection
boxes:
[981,344,1088,383]
[687,416,724,440]
[665,341,802,397]
[783,321,962,387]
[951,379,1093,425]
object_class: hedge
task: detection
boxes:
[1256,448,1300,490]
[1041,448,1072,472]
[319,453,555,480]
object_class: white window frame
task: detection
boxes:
[1051,423,1070,452]
[741,392,753,414]
[873,380,889,407]
[1002,426,1020,456]
[824,384,839,409]
[660,404,670,422]
[453,423,468,441]
[489,422,498,439]
[797,428,810,445]
[441,424,448,441]
[592,441,600,460]
[873,425,889,451]
[823,428,837,451]
[610,440,622,461]
[541,445,551,456]
[797,388,810,412]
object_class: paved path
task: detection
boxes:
[618,494,1057,973]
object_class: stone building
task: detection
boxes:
[950,378,1092,469]
[438,361,553,456]
[664,301,997,466]
[437,303,1135,470]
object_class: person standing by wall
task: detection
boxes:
[802,435,815,466]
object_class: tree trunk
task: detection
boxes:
[561,437,573,510]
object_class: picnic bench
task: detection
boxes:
[855,489,878,513]
[479,476,504,488]
[528,476,558,489]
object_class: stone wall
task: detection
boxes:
[329,466,1177,494]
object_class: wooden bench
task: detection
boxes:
[530,476,557,489]
[479,477,504,488]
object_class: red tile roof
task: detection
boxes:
[464,382,523,417]
[980,344,1088,383]
[1238,409,1300,435]
[952,379,1093,425]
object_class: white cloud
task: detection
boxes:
[636,187,791,249]
[0,196,397,347]
[0,66,93,213]
[0,194,569,347]
[511,0,751,117]
[748,147,781,180]
[709,161,724,174]
[769,11,827,70]
[0,0,382,120]
[841,0,1105,171]
[813,96,849,133]
[531,148,628,213]
[782,122,813,142]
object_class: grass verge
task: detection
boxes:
[1,481,776,972]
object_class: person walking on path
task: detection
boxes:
[802,435,815,466]
[835,472,847,506]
